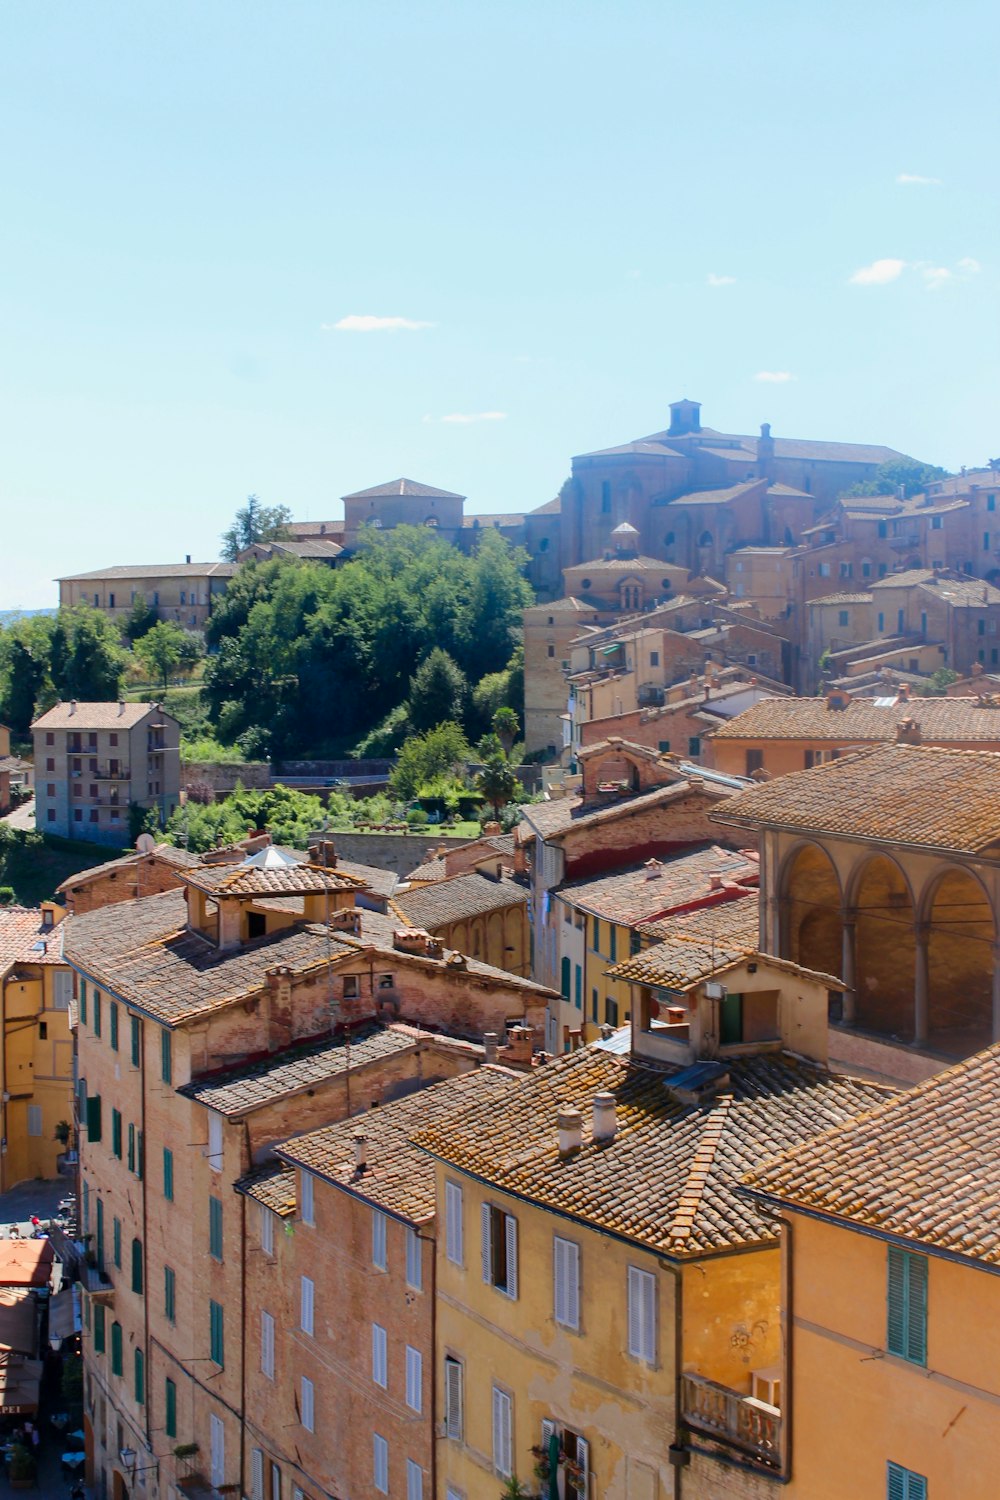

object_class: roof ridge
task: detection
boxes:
[669,1091,734,1243]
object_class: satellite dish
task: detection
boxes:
[135,833,157,854]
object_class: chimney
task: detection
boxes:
[708,871,724,890]
[353,1130,368,1173]
[592,1092,617,1144]
[483,1032,499,1064]
[644,858,662,880]
[756,421,775,480]
[69,700,76,715]
[309,837,338,869]
[185,553,191,564]
[896,716,922,746]
[118,700,126,715]
[557,1106,583,1156]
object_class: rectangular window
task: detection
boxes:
[609,925,617,962]
[444,1356,464,1440]
[93,991,102,1037]
[131,1236,143,1294]
[163,1147,174,1202]
[261,1310,275,1379]
[481,1204,518,1298]
[161,1028,172,1084]
[445,1181,464,1266]
[658,739,670,752]
[300,1275,314,1336]
[109,1003,119,1051]
[405,1345,422,1412]
[553,1236,580,1331]
[574,963,582,1010]
[112,1110,123,1159]
[300,1376,315,1433]
[164,1266,176,1324]
[405,1227,422,1290]
[372,1323,388,1387]
[130,1015,140,1067]
[111,1320,123,1376]
[207,1112,223,1172]
[165,1377,177,1439]
[134,1348,145,1406]
[406,1460,423,1500]
[86,1095,102,1141]
[93,1303,106,1354]
[79,982,88,1026]
[591,916,600,952]
[887,1462,928,1500]
[627,1265,657,1364]
[113,1217,121,1269]
[260,1204,274,1256]
[209,1197,223,1261]
[373,1434,389,1495]
[838,610,849,627]
[887,1247,928,1365]
[127,1122,137,1174]
[688,736,701,757]
[492,1385,513,1478]
[209,1299,225,1366]
[372,1208,388,1270]
[299,1171,314,1225]
[605,996,619,1027]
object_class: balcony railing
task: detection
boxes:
[93,766,131,780]
[681,1373,782,1470]
[80,1262,115,1301]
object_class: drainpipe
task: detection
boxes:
[239,1174,248,1500]
[663,1261,687,1496]
[140,1021,151,1454]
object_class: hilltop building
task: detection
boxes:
[56,561,236,630]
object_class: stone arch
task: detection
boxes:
[850,853,916,1039]
[780,841,843,980]
[922,865,996,1056]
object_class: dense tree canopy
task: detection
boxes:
[842,458,950,501]
[203,526,533,756]
[0,607,128,735]
[220,495,294,561]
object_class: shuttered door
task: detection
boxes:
[492,1386,512,1477]
[444,1357,463,1439]
[481,1203,492,1283]
[209,1414,225,1489]
[251,1448,264,1500]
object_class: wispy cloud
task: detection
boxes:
[849,257,907,286]
[958,257,982,276]
[921,265,952,290]
[707,272,736,287]
[423,411,508,425]
[896,172,942,186]
[323,314,434,332]
[753,371,796,384]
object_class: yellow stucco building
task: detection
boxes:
[746,1043,1000,1500]
[416,919,886,1500]
[0,903,75,1189]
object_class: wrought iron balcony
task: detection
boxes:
[681,1372,782,1470]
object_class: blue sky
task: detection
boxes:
[1,0,997,606]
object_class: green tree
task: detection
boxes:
[220,495,293,561]
[842,458,950,501]
[408,648,468,733]
[125,593,158,642]
[52,606,128,701]
[478,752,519,820]
[390,722,470,801]
[134,621,189,693]
[492,706,520,755]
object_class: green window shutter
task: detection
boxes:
[110,1003,118,1051]
[592,916,600,952]
[137,1130,144,1181]
[161,1028,172,1085]
[560,957,571,1000]
[906,1253,928,1365]
[658,740,670,752]
[131,1237,143,1295]
[210,1300,224,1366]
[209,1197,223,1260]
[887,1462,927,1500]
[574,965,582,1009]
[165,1377,177,1439]
[164,1266,176,1323]
[113,1218,121,1269]
[79,982,87,1027]
[163,1148,174,1202]
[610,926,617,962]
[93,1305,106,1354]
[86,1095,102,1142]
[130,1015,140,1067]
[127,1124,135,1174]
[112,1110,122,1159]
[95,1198,105,1272]
[111,1321,123,1377]
[134,1348,145,1406]
[720,993,743,1046]
[93,992,101,1038]
[909,1477,928,1500]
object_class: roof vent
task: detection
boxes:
[592,1092,617,1144]
[557,1106,583,1156]
[644,858,663,880]
[353,1131,368,1173]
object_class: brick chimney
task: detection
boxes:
[557,1106,583,1156]
[896,716,922,745]
[756,421,775,480]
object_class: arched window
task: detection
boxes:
[425,516,439,528]
[698,530,713,548]
[664,532,675,546]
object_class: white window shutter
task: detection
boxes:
[373,1433,389,1494]
[444,1357,463,1440]
[260,1311,274,1379]
[627,1266,656,1363]
[504,1213,518,1299]
[406,1227,422,1289]
[259,1205,274,1256]
[406,1458,423,1500]
[406,1345,422,1412]
[566,1240,579,1330]
[541,1417,556,1455]
[642,1270,656,1364]
[372,1323,387,1387]
[251,1448,264,1500]
[301,1276,314,1335]
[492,1386,512,1477]
[208,1113,223,1172]
[627,1267,642,1358]
[372,1208,387,1269]
[577,1435,590,1494]
[301,1375,314,1432]
[446,1181,463,1265]
[481,1203,492,1283]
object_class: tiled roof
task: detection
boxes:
[234,1163,296,1216]
[267,539,344,558]
[64,891,552,1025]
[405,856,448,885]
[182,859,365,899]
[58,844,198,892]
[0,909,66,968]
[334,859,399,900]
[461,514,526,529]
[566,555,681,572]
[276,1068,516,1223]
[57,562,236,581]
[610,933,836,992]
[341,477,465,501]
[744,1043,1000,1266]
[578,426,906,467]
[178,1024,418,1117]
[392,873,526,930]
[528,496,562,515]
[808,592,873,606]
[713,743,1000,854]
[662,480,764,508]
[637,891,760,944]
[525,597,600,616]
[415,1045,887,1259]
[557,846,758,927]
[32,701,173,730]
[711,695,1000,744]
[519,775,732,843]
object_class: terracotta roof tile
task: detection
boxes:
[32,701,173,730]
[341,477,465,501]
[711,695,1000,744]
[182,859,365,899]
[58,844,198,892]
[713,743,1000,854]
[745,1042,1000,1265]
[0,909,66,968]
[558,846,758,927]
[415,1045,887,1258]
[392,873,526,929]
[235,1163,296,1216]
[519,776,731,843]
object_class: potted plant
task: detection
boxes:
[54,1120,71,1147]
[8,1442,36,1489]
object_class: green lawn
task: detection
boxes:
[0,833,124,907]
